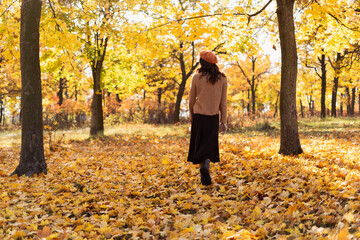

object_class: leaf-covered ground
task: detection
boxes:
[1,121,360,239]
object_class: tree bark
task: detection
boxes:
[251,84,256,115]
[247,90,251,115]
[331,75,339,117]
[0,97,3,125]
[273,92,279,118]
[351,87,356,116]
[90,37,108,136]
[174,53,187,123]
[331,53,341,117]
[347,87,356,116]
[12,0,46,176]
[251,58,256,115]
[157,87,163,123]
[307,95,315,116]
[346,87,351,115]
[57,77,67,106]
[339,95,343,116]
[236,58,263,116]
[358,94,360,115]
[174,47,198,123]
[300,99,304,118]
[276,0,303,155]
[319,54,326,118]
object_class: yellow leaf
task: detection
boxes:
[343,212,354,223]
[84,222,95,232]
[162,156,170,165]
[222,229,257,240]
[11,231,25,239]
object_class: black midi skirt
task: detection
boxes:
[187,114,220,164]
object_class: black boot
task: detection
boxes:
[200,159,211,185]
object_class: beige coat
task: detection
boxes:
[189,73,227,124]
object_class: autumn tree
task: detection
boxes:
[12,0,47,176]
[48,0,129,136]
[142,57,178,123]
[298,0,360,118]
[144,0,247,123]
[276,0,303,155]
[0,1,22,125]
[298,28,328,118]
[297,68,320,117]
[235,55,271,116]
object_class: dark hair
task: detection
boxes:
[198,58,226,84]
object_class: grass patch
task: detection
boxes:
[2,117,360,147]
[0,123,189,147]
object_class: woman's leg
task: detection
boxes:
[200,159,211,185]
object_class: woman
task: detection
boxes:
[187,50,227,186]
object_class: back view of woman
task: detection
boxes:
[187,50,227,186]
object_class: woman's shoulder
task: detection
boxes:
[193,73,202,78]
[219,74,227,82]
[192,73,204,82]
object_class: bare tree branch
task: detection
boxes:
[212,42,226,54]
[247,0,274,23]
[146,0,275,32]
[305,62,321,78]
[327,12,360,33]
[178,0,185,12]
[0,0,18,18]
[170,77,180,86]
[47,0,63,31]
[236,61,251,85]
[254,70,269,80]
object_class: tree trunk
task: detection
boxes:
[331,53,341,117]
[331,76,339,117]
[0,97,3,125]
[319,54,326,118]
[251,81,256,115]
[57,77,66,106]
[74,84,78,101]
[174,77,186,123]
[90,66,104,136]
[345,87,356,116]
[351,87,356,116]
[300,99,304,118]
[247,89,251,116]
[340,96,343,117]
[89,37,108,136]
[358,94,360,115]
[273,92,279,118]
[157,88,162,123]
[116,94,121,103]
[251,59,256,115]
[12,0,46,176]
[174,49,198,123]
[276,0,303,155]
[346,87,351,115]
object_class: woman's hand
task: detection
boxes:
[220,123,227,134]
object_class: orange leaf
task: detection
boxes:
[36,226,52,239]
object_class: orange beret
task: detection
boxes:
[199,50,218,64]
